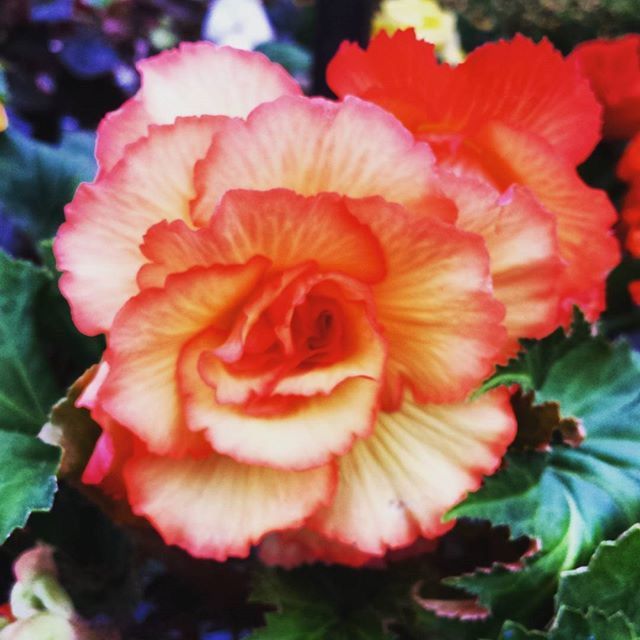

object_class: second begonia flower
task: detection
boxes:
[328,29,619,325]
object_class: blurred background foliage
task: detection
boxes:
[440,0,640,52]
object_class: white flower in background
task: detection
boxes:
[373,0,465,64]
[202,0,274,50]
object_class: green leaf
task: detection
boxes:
[0,129,96,241]
[0,430,60,542]
[248,567,396,640]
[557,524,640,632]
[496,608,636,640]
[478,311,590,394]
[0,251,62,540]
[447,339,640,625]
[553,608,636,640]
[0,251,60,434]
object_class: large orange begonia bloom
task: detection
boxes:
[55,39,600,566]
[328,29,620,325]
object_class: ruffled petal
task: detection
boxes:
[345,197,506,407]
[328,30,601,164]
[55,116,227,336]
[439,174,563,351]
[308,389,516,555]
[99,258,270,455]
[81,420,135,500]
[124,451,335,560]
[466,122,619,323]
[95,99,151,177]
[96,42,301,173]
[179,327,384,471]
[138,189,386,289]
[191,95,456,225]
[77,362,136,498]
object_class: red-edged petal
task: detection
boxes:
[99,258,270,455]
[138,189,386,289]
[191,95,456,226]
[76,362,137,497]
[95,99,150,177]
[463,122,619,323]
[179,327,384,471]
[81,419,136,500]
[328,30,601,164]
[344,197,506,407]
[96,43,301,173]
[439,174,563,352]
[570,35,640,140]
[55,117,227,336]
[308,389,516,555]
[123,451,335,560]
[259,529,375,568]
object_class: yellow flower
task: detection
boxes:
[372,0,464,64]
[0,104,7,133]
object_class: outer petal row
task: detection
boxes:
[96,42,302,173]
[308,388,516,555]
[83,378,514,562]
[124,452,335,561]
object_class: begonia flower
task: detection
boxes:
[570,35,640,140]
[328,29,619,324]
[52,41,561,567]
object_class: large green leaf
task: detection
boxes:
[0,251,63,541]
[0,129,96,240]
[497,609,637,640]
[0,250,60,434]
[496,526,640,639]
[557,524,640,632]
[447,338,640,626]
[0,430,60,542]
